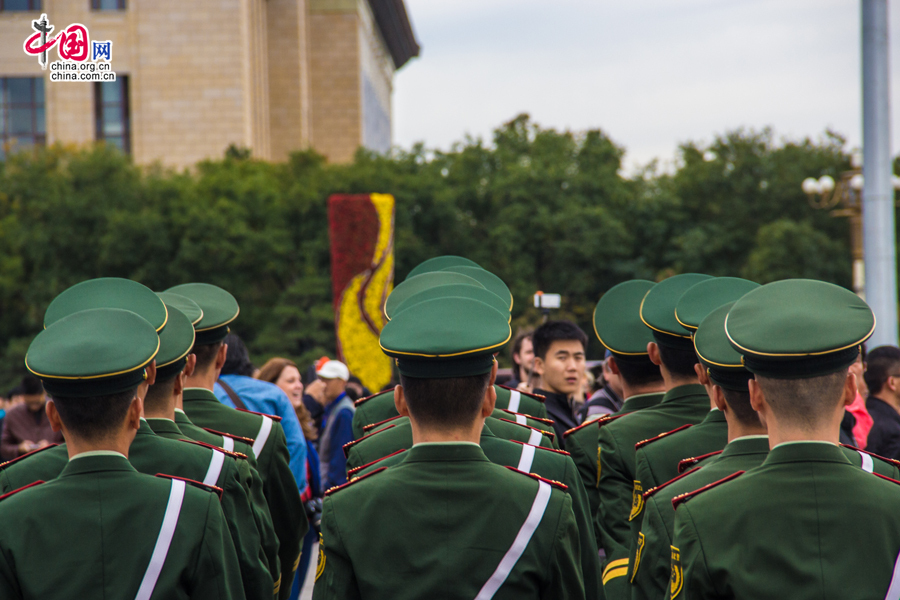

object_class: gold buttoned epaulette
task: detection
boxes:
[203,427,255,445]
[841,443,900,470]
[643,465,704,501]
[0,443,59,471]
[505,466,568,491]
[155,473,224,500]
[325,466,388,496]
[498,419,555,443]
[354,389,391,407]
[497,384,546,402]
[346,448,407,477]
[509,439,570,456]
[342,424,397,458]
[635,423,692,451]
[178,438,245,460]
[362,415,403,433]
[236,408,282,423]
[677,450,722,474]
[671,470,745,510]
[500,409,555,427]
[0,480,44,502]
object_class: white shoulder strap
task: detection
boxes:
[527,428,542,446]
[517,444,536,472]
[222,436,234,453]
[858,450,874,473]
[135,479,187,600]
[203,449,226,486]
[507,390,521,413]
[252,416,273,458]
[884,546,900,600]
[474,480,552,600]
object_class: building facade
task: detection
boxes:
[0,0,418,167]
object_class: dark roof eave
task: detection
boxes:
[368,0,420,69]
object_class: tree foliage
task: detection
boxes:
[0,116,868,390]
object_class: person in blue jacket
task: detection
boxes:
[313,359,355,491]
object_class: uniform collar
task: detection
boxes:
[172,410,193,426]
[659,384,707,405]
[144,417,184,437]
[763,440,852,466]
[720,435,770,457]
[404,442,490,463]
[620,391,665,413]
[183,387,220,403]
[60,453,135,477]
[701,408,727,424]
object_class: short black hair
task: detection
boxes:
[722,388,761,427]
[532,321,588,361]
[193,342,223,372]
[399,372,492,430]
[658,344,699,378]
[756,369,848,428]
[144,376,177,413]
[864,346,900,395]
[21,375,43,396]
[222,333,255,377]
[610,356,663,388]
[51,387,137,442]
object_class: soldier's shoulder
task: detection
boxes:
[342,423,399,456]
[504,466,568,492]
[325,467,389,498]
[354,389,393,408]
[0,444,61,472]
[671,470,746,510]
[635,424,693,451]
[677,451,723,474]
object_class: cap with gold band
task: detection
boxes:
[593,280,656,363]
[440,266,513,311]
[694,302,752,391]
[154,304,196,382]
[675,277,760,332]
[725,279,875,379]
[44,277,168,332]
[26,308,160,398]
[406,255,482,280]
[391,283,510,321]
[384,271,485,320]
[156,292,203,326]
[640,273,713,349]
[380,296,511,378]
[165,283,239,345]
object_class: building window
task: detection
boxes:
[0,77,45,160]
[95,77,130,154]
[91,0,125,9]
[0,0,42,11]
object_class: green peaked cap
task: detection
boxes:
[381,296,511,378]
[406,255,482,279]
[391,283,510,321]
[26,308,159,398]
[725,279,875,379]
[441,266,513,311]
[384,271,485,319]
[694,302,752,391]
[675,277,760,331]
[44,277,168,332]
[593,280,656,360]
[154,304,196,382]
[165,283,239,345]
[156,292,203,326]
[640,273,713,348]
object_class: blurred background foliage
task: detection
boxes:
[0,115,868,389]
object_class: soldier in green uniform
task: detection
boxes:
[0,307,245,599]
[172,283,306,600]
[563,280,666,542]
[314,294,585,600]
[596,273,712,600]
[671,279,900,600]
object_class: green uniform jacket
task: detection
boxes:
[345,416,556,474]
[672,442,900,600]
[183,388,306,600]
[0,421,273,600]
[351,386,548,439]
[313,443,584,600]
[0,454,246,600]
[146,417,281,591]
[596,384,708,600]
[627,409,727,575]
[356,426,603,600]
[363,409,556,444]
[564,393,665,542]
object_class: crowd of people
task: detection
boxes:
[2,258,900,599]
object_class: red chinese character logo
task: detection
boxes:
[57,24,89,61]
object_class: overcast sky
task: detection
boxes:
[392,0,900,174]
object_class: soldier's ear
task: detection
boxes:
[647,343,662,366]
[748,378,766,413]
[842,371,857,408]
[394,385,410,417]
[482,363,497,417]
[712,385,728,412]
[694,363,711,386]
[45,400,63,433]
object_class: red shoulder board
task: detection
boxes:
[498,418,555,442]
[597,413,629,428]
[363,415,403,433]
[643,467,703,501]
[635,424,693,451]
[203,428,255,445]
[498,384,546,401]
[505,466,568,491]
[841,444,900,469]
[671,470,745,510]
[155,473,224,501]
[678,451,723,474]
[0,444,60,471]
[509,439,571,456]
[325,467,387,496]
[500,409,555,426]
[354,389,392,407]
[0,480,44,502]
[874,473,900,486]
[342,424,396,458]
[347,449,407,477]
[178,438,245,460]
[236,408,282,422]
[563,420,594,437]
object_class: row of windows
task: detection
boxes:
[0,76,130,160]
[0,1,126,11]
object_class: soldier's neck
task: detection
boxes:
[184,368,218,392]
[65,430,135,460]
[409,418,484,445]
[621,381,665,400]
[143,397,176,421]
[762,412,842,448]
